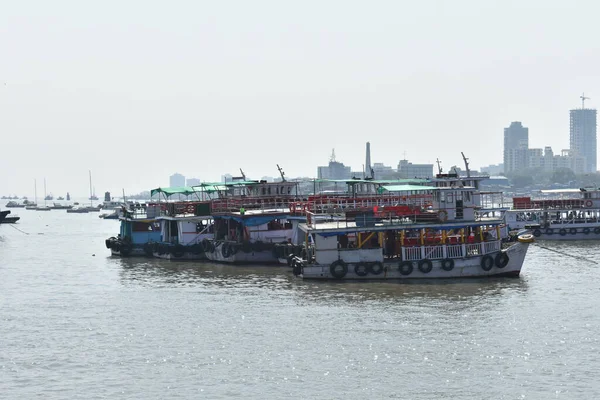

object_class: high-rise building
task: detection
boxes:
[503,121,529,174]
[186,178,201,187]
[169,173,185,188]
[317,149,352,180]
[570,105,597,173]
[397,160,433,179]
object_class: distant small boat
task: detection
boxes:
[0,210,9,223]
[5,201,25,208]
[51,203,73,210]
[57,196,65,201]
[67,207,89,214]
[44,195,53,201]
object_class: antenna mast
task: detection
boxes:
[276,164,286,182]
[330,149,336,162]
[436,158,443,175]
[461,152,471,177]
[581,92,590,109]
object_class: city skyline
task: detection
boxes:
[3,1,600,196]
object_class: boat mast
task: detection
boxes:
[461,152,471,178]
[277,164,286,182]
[89,170,93,207]
[43,178,47,206]
[34,179,37,205]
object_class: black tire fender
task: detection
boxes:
[330,260,348,279]
[354,263,368,277]
[418,259,433,274]
[399,261,413,276]
[481,255,494,271]
[441,258,454,271]
[495,252,509,268]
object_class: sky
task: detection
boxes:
[2,0,600,198]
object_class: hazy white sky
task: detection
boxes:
[2,0,599,197]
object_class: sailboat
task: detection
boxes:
[36,178,52,211]
[25,180,38,210]
[87,171,100,212]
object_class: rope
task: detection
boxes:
[535,243,598,264]
[7,224,30,235]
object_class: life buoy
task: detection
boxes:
[202,239,212,253]
[545,228,554,235]
[583,227,591,235]
[368,262,384,275]
[418,259,433,273]
[586,200,593,207]
[441,258,454,271]
[569,228,577,235]
[354,263,368,277]
[480,255,494,271]
[559,228,567,236]
[330,260,348,279]
[533,229,542,237]
[398,261,413,276]
[438,210,448,222]
[495,252,509,268]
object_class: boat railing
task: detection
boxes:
[400,240,501,261]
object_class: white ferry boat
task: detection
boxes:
[289,184,532,280]
[504,188,600,240]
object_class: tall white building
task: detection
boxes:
[570,106,597,173]
[503,121,529,174]
[169,173,185,188]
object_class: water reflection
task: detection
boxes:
[113,256,529,305]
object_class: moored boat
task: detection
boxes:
[505,188,600,240]
[105,207,161,257]
[289,184,532,280]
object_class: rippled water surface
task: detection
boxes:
[1,211,600,399]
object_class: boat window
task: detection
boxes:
[262,187,266,195]
[440,192,446,202]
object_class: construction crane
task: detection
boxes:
[436,158,443,175]
[239,168,246,180]
[581,93,590,109]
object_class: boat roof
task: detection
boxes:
[299,217,504,235]
[539,188,583,194]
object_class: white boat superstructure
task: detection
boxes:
[505,188,600,240]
